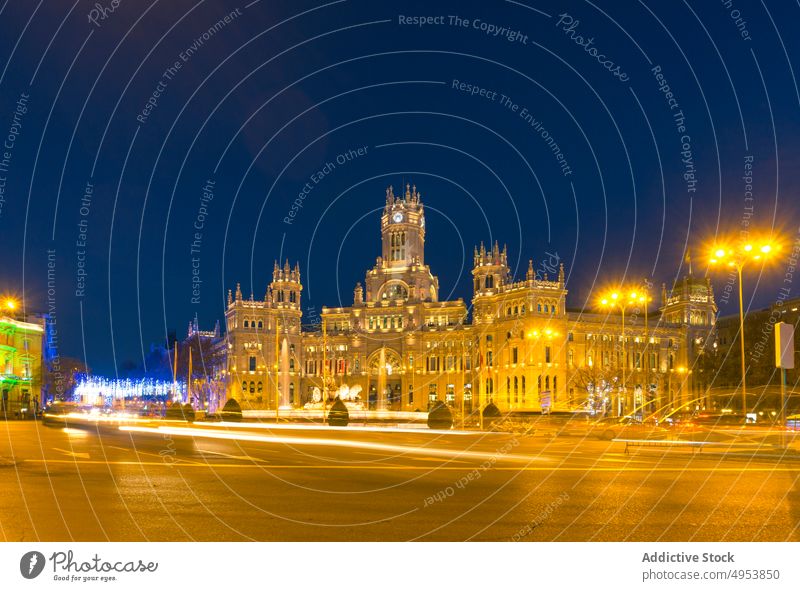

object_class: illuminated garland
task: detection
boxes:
[72,375,185,404]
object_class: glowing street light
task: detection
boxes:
[708,236,782,417]
[3,298,17,312]
[598,287,648,416]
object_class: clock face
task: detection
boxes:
[392,212,403,223]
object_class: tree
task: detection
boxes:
[43,356,89,401]
[568,363,625,414]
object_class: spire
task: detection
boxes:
[558,263,565,285]
[386,185,394,206]
[526,259,534,281]
[284,259,290,274]
[235,283,242,302]
[405,183,411,200]
[685,246,693,275]
[227,289,232,306]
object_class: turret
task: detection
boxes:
[661,274,716,327]
[354,282,364,306]
[269,260,302,309]
[472,241,510,295]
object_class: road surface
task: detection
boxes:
[1,420,798,541]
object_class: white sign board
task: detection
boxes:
[775,322,795,369]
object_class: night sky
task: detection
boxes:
[1,0,798,374]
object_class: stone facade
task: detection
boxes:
[223,186,717,417]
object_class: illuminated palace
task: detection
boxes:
[224,185,717,416]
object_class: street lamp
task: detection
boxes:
[708,237,781,418]
[599,288,648,417]
[629,288,653,416]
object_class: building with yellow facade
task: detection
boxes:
[224,186,717,417]
[0,314,44,418]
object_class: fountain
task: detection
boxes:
[304,384,364,410]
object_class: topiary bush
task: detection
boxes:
[427,401,453,430]
[221,398,243,422]
[165,402,195,422]
[327,397,349,427]
[182,403,196,423]
[482,402,502,430]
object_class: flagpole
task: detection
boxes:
[173,341,178,403]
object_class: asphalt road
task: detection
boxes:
[1,420,798,541]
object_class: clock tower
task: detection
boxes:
[380,183,425,267]
[362,184,438,303]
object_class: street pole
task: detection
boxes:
[620,304,626,418]
[775,322,794,449]
[461,335,465,430]
[275,315,280,423]
[737,264,747,419]
[781,367,786,449]
[643,293,649,418]
[480,337,485,430]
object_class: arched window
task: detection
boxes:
[545,376,550,390]
[257,320,263,329]
[289,382,295,403]
[241,381,247,394]
[485,275,494,289]
[257,381,263,393]
[249,381,255,393]
[521,376,526,402]
[243,319,249,328]
[553,376,558,396]
[513,376,519,403]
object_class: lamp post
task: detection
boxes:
[600,290,643,417]
[629,288,650,417]
[709,238,780,418]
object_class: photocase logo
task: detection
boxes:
[20,551,46,579]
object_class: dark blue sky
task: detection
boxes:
[1,0,798,373]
